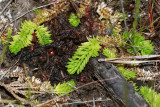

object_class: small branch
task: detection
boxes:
[0,0,13,15]
[62,99,111,105]
[35,77,118,107]
[98,55,160,62]
[0,51,22,81]
[11,1,58,23]
[0,1,58,37]
[120,0,128,33]
[0,82,30,105]
[0,99,16,104]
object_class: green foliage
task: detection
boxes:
[122,30,154,55]
[66,36,101,74]
[138,86,160,107]
[118,66,136,80]
[102,48,116,58]
[53,80,76,95]
[138,40,154,55]
[121,0,153,55]
[34,9,40,14]
[9,21,36,53]
[9,20,53,54]
[132,82,139,92]
[126,32,154,55]
[69,13,80,27]
[122,31,130,42]
[36,25,52,45]
[133,0,141,30]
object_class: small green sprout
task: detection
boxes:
[34,9,40,14]
[138,86,160,107]
[127,32,154,55]
[53,80,76,95]
[103,48,116,58]
[118,66,136,80]
[69,13,80,27]
[9,20,53,54]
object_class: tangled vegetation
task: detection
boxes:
[9,20,52,54]
[0,0,159,106]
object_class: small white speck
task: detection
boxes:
[128,14,131,18]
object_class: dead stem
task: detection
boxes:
[0,82,32,105]
[0,1,58,37]
[0,0,13,16]
[120,0,138,55]
[35,77,118,107]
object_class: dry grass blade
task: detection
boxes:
[0,82,30,104]
[108,60,160,64]
[61,99,111,105]
[98,55,160,62]
[35,77,118,107]
[0,0,13,15]
[0,99,16,104]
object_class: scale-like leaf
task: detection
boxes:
[9,20,53,54]
[53,80,76,95]
[9,20,36,54]
[66,36,100,74]
[36,25,53,45]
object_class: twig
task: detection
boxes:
[0,82,31,104]
[62,99,111,105]
[0,51,22,81]
[120,0,138,55]
[98,55,160,61]
[35,77,118,107]
[106,17,120,35]
[0,1,58,37]
[120,0,128,33]
[93,96,95,107]
[103,60,160,64]
[53,98,60,107]
[98,55,160,64]
[0,99,16,104]
[11,1,58,23]
[0,0,13,15]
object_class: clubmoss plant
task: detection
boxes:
[103,48,117,58]
[68,13,81,27]
[118,66,160,107]
[123,31,154,55]
[118,66,136,80]
[121,0,154,55]
[53,80,76,95]
[66,36,101,74]
[9,20,53,54]
[138,86,160,107]
[35,25,53,45]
